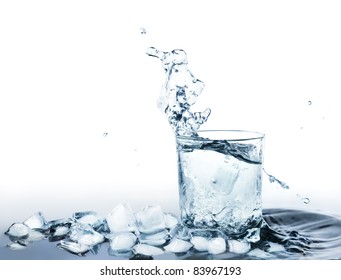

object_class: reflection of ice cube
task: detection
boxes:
[69,223,104,246]
[207,237,226,255]
[248,248,272,259]
[227,239,251,254]
[5,223,29,239]
[6,243,27,250]
[135,205,166,234]
[106,202,137,233]
[23,212,47,229]
[164,238,193,253]
[57,240,91,256]
[109,232,137,252]
[139,230,169,246]
[73,211,105,231]
[267,242,285,252]
[133,244,164,256]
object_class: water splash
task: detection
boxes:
[263,169,289,190]
[103,132,108,137]
[146,47,211,136]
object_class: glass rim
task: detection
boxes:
[176,129,265,141]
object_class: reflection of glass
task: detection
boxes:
[176,130,264,242]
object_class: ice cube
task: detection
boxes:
[191,236,209,251]
[207,237,226,255]
[23,212,47,229]
[106,202,137,233]
[5,223,29,239]
[133,244,164,256]
[109,232,137,252]
[73,211,105,231]
[164,213,179,229]
[26,229,46,242]
[69,223,105,246]
[164,238,193,253]
[227,239,251,254]
[47,218,73,241]
[135,205,166,234]
[57,240,91,256]
[139,230,169,246]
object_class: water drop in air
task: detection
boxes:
[103,132,108,137]
[308,100,312,105]
[139,27,147,35]
[297,194,310,204]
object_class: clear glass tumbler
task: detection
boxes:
[176,130,264,241]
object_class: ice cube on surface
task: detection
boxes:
[69,223,105,246]
[73,211,105,230]
[57,240,91,256]
[26,229,46,242]
[5,223,29,239]
[227,239,251,254]
[23,212,47,229]
[135,205,166,234]
[109,232,137,252]
[139,230,169,246]
[190,236,209,252]
[164,213,179,229]
[133,244,164,256]
[164,238,193,253]
[207,237,226,255]
[106,202,137,233]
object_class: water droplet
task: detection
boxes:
[308,100,312,105]
[268,175,276,183]
[103,132,108,137]
[297,194,310,204]
[139,27,147,35]
[211,177,217,184]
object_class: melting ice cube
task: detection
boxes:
[73,211,105,231]
[191,236,209,252]
[227,239,251,254]
[164,213,179,229]
[69,223,105,246]
[164,238,193,253]
[207,237,226,255]
[57,240,91,256]
[106,202,137,233]
[139,230,169,246]
[133,244,164,256]
[5,223,29,240]
[108,232,137,253]
[135,205,166,234]
[23,212,47,229]
[48,218,73,242]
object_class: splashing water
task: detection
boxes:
[146,47,211,136]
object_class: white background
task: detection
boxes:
[1,0,341,236]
